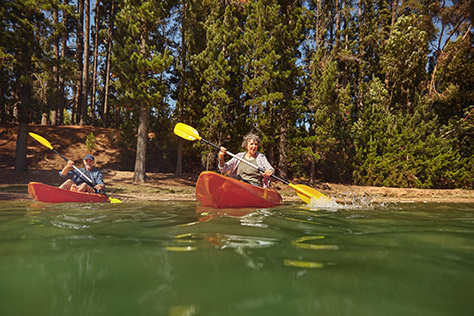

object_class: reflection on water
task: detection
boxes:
[0,200,473,316]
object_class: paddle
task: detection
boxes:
[173,123,329,204]
[28,132,122,203]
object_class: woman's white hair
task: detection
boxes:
[241,133,260,148]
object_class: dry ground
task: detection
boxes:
[1,124,474,204]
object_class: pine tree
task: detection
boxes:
[274,0,306,179]
[352,76,397,185]
[306,56,352,182]
[113,0,173,182]
[195,1,231,168]
[241,0,282,162]
[191,1,249,169]
[2,0,50,171]
[381,13,429,109]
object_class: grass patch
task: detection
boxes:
[0,185,28,193]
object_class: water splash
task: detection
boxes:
[307,191,390,210]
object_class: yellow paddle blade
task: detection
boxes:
[109,197,122,203]
[29,132,53,150]
[289,183,328,204]
[174,123,202,141]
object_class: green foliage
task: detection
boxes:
[0,0,50,123]
[113,0,173,109]
[239,0,286,163]
[353,83,464,188]
[304,56,353,182]
[431,35,474,124]
[86,132,96,152]
[192,1,234,167]
[115,114,139,171]
[381,14,429,109]
[242,0,282,133]
[62,109,73,125]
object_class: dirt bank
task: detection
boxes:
[1,124,473,204]
[1,169,474,204]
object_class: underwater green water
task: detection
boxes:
[0,200,473,316]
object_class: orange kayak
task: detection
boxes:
[28,182,109,203]
[195,171,282,208]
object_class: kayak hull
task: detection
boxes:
[195,171,282,208]
[28,182,109,203]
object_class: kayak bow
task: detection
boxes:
[28,182,110,203]
[195,171,282,208]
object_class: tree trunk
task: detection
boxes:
[385,0,399,93]
[205,152,213,171]
[103,0,115,128]
[175,0,187,177]
[74,0,84,124]
[15,122,29,172]
[41,113,48,124]
[80,0,90,125]
[315,0,322,48]
[15,42,33,172]
[114,107,120,128]
[357,0,364,111]
[103,39,112,128]
[15,76,31,172]
[176,139,183,176]
[134,34,149,183]
[134,104,148,183]
[51,7,59,125]
[391,0,399,31]
[15,80,30,171]
[278,108,289,180]
[335,0,340,48]
[58,2,68,126]
[90,0,100,125]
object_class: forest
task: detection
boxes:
[1,0,473,188]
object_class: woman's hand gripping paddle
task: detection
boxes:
[28,132,122,203]
[173,123,329,204]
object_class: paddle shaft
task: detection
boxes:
[202,139,290,185]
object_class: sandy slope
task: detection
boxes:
[1,169,474,204]
[1,124,473,204]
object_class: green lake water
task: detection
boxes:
[0,199,473,316]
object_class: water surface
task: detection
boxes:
[0,200,473,316]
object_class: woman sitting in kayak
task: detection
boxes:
[58,154,105,193]
[218,133,274,188]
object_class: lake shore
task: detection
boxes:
[1,169,473,204]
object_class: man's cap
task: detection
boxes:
[83,154,95,161]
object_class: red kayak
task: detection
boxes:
[195,171,282,208]
[28,182,109,203]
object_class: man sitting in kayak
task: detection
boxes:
[59,154,105,193]
[218,133,274,188]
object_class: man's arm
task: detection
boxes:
[59,160,74,178]
[93,169,105,191]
